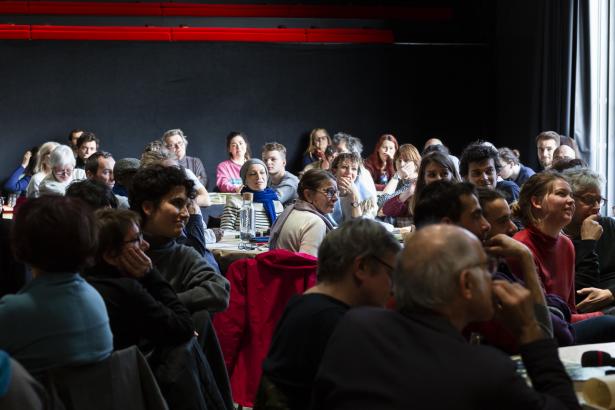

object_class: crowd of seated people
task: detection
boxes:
[1,125,612,409]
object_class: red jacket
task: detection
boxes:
[213,249,318,407]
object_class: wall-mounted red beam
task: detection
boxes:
[0,2,453,21]
[0,24,394,43]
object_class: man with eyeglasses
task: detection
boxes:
[258,219,401,410]
[412,181,555,351]
[311,224,579,410]
[162,129,208,188]
[563,167,615,314]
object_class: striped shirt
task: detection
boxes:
[220,194,283,232]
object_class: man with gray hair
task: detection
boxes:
[563,167,615,313]
[311,224,579,410]
[162,128,208,187]
[258,219,401,410]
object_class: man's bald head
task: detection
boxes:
[424,138,443,150]
[395,225,485,312]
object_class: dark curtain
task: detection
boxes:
[538,0,591,159]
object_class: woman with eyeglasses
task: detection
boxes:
[220,159,283,232]
[38,145,86,197]
[302,128,331,168]
[269,169,338,257]
[561,167,615,313]
[85,208,194,351]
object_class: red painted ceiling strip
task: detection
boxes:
[0,24,393,43]
[171,27,307,42]
[0,1,453,21]
[0,23,29,38]
[31,25,172,40]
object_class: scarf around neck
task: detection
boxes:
[269,199,337,249]
[242,186,279,225]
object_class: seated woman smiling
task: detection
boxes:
[221,159,283,232]
[269,169,338,256]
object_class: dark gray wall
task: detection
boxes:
[0,40,493,189]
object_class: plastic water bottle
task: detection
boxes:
[239,192,255,249]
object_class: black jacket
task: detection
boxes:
[311,307,579,410]
[85,263,194,350]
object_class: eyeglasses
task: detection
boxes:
[316,188,339,200]
[123,232,144,245]
[459,257,498,276]
[54,168,73,177]
[573,194,607,206]
[370,256,395,273]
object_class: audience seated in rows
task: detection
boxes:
[562,167,615,313]
[460,141,520,203]
[220,159,283,232]
[498,147,535,186]
[261,142,299,206]
[258,219,401,410]
[162,128,208,187]
[363,133,398,191]
[269,169,338,257]
[25,141,59,198]
[75,131,99,170]
[302,127,330,168]
[0,196,113,374]
[310,224,580,410]
[38,145,86,197]
[413,181,560,350]
[217,131,251,193]
[129,165,230,314]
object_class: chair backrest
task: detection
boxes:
[213,249,318,407]
[0,354,48,410]
[37,346,168,410]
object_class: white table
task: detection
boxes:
[208,230,268,273]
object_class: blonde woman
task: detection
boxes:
[25,141,59,198]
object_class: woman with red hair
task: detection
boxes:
[364,134,398,191]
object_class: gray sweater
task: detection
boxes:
[146,237,230,313]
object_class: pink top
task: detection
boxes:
[216,159,242,193]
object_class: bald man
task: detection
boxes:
[553,145,576,163]
[311,225,579,410]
